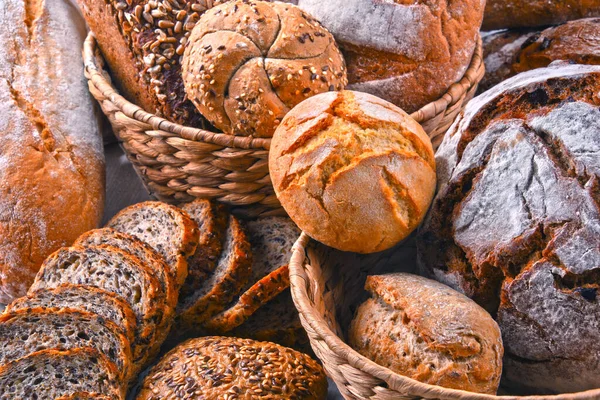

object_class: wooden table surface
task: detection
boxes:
[104,143,345,399]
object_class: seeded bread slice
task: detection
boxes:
[76,228,178,311]
[0,308,132,382]
[107,201,200,288]
[29,245,166,371]
[55,394,113,400]
[0,348,123,400]
[6,284,137,345]
[203,217,299,332]
[178,200,228,302]
[177,215,252,330]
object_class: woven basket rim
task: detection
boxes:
[83,31,483,150]
[289,233,600,400]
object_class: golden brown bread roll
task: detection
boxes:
[269,90,436,254]
[181,0,347,138]
[483,0,600,30]
[0,0,105,303]
[349,273,503,394]
[297,0,484,113]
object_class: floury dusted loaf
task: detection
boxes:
[0,0,105,303]
[418,63,600,394]
[297,0,484,113]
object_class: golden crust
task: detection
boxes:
[269,90,435,253]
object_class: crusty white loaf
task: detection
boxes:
[0,0,105,303]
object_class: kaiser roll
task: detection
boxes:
[418,63,600,394]
[269,90,436,254]
[181,0,347,138]
[297,0,485,113]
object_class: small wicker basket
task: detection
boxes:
[83,32,483,217]
[288,233,600,400]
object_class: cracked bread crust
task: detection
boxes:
[349,273,503,395]
[297,0,484,113]
[182,0,347,138]
[0,0,104,303]
[269,90,436,253]
[417,63,600,394]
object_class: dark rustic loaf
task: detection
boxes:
[178,199,228,302]
[483,0,600,30]
[0,308,132,382]
[418,63,600,394]
[5,284,138,352]
[75,228,178,312]
[182,0,347,138]
[0,348,123,400]
[177,215,252,329]
[204,217,299,332]
[0,0,105,303]
[136,336,327,399]
[107,201,199,289]
[349,274,503,394]
[297,0,484,113]
[480,19,600,93]
[29,245,166,371]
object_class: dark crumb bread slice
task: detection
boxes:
[136,336,327,400]
[0,308,132,382]
[203,217,300,333]
[6,284,138,345]
[76,228,178,311]
[0,348,123,400]
[177,215,252,329]
[107,201,200,288]
[178,200,228,301]
[231,290,310,353]
[29,245,166,371]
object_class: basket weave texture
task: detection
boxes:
[83,32,483,217]
[288,233,600,400]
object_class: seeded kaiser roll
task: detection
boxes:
[269,90,436,254]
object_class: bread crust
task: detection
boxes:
[483,0,600,30]
[269,90,436,253]
[417,63,600,394]
[182,0,346,137]
[297,0,484,113]
[0,0,104,303]
[137,336,327,399]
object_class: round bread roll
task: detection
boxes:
[418,63,600,394]
[269,90,436,254]
[181,0,347,138]
[349,273,503,394]
[297,0,484,113]
[136,336,328,399]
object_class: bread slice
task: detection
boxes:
[0,348,123,400]
[6,284,137,345]
[55,394,113,400]
[0,308,132,382]
[231,290,309,352]
[203,217,299,332]
[76,228,177,311]
[29,245,166,371]
[106,201,200,288]
[177,215,252,329]
[179,200,228,301]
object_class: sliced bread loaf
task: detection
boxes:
[203,217,299,332]
[75,228,178,311]
[0,308,132,382]
[6,284,138,345]
[29,245,166,371]
[107,201,200,288]
[179,200,228,301]
[177,215,252,329]
[0,348,123,400]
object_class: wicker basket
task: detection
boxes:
[288,233,600,400]
[83,32,483,217]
